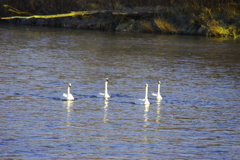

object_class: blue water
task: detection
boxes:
[0,24,240,159]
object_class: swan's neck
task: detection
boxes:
[105,81,108,95]
[144,84,150,104]
[157,84,160,96]
[67,86,71,96]
[145,85,148,100]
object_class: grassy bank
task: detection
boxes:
[1,0,240,38]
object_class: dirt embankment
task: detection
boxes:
[1,0,240,38]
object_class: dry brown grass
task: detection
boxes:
[154,18,178,33]
[206,19,238,37]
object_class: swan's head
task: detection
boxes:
[68,83,72,88]
[158,81,161,84]
[106,78,109,82]
[145,83,148,87]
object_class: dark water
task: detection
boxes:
[0,24,240,159]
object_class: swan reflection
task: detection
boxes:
[156,100,162,124]
[103,99,109,123]
[63,101,74,126]
[143,104,150,128]
[142,104,150,144]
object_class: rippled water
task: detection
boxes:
[0,24,240,159]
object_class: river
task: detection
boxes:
[0,24,239,159]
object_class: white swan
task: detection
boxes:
[152,81,162,100]
[62,83,74,101]
[99,78,110,98]
[134,83,150,105]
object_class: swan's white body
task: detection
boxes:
[62,83,74,101]
[99,78,110,98]
[152,81,162,100]
[135,83,150,105]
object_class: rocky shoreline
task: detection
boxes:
[1,3,240,38]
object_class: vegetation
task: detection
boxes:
[1,0,240,38]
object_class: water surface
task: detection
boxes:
[0,24,240,159]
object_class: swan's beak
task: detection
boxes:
[68,83,72,88]
[106,78,109,82]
